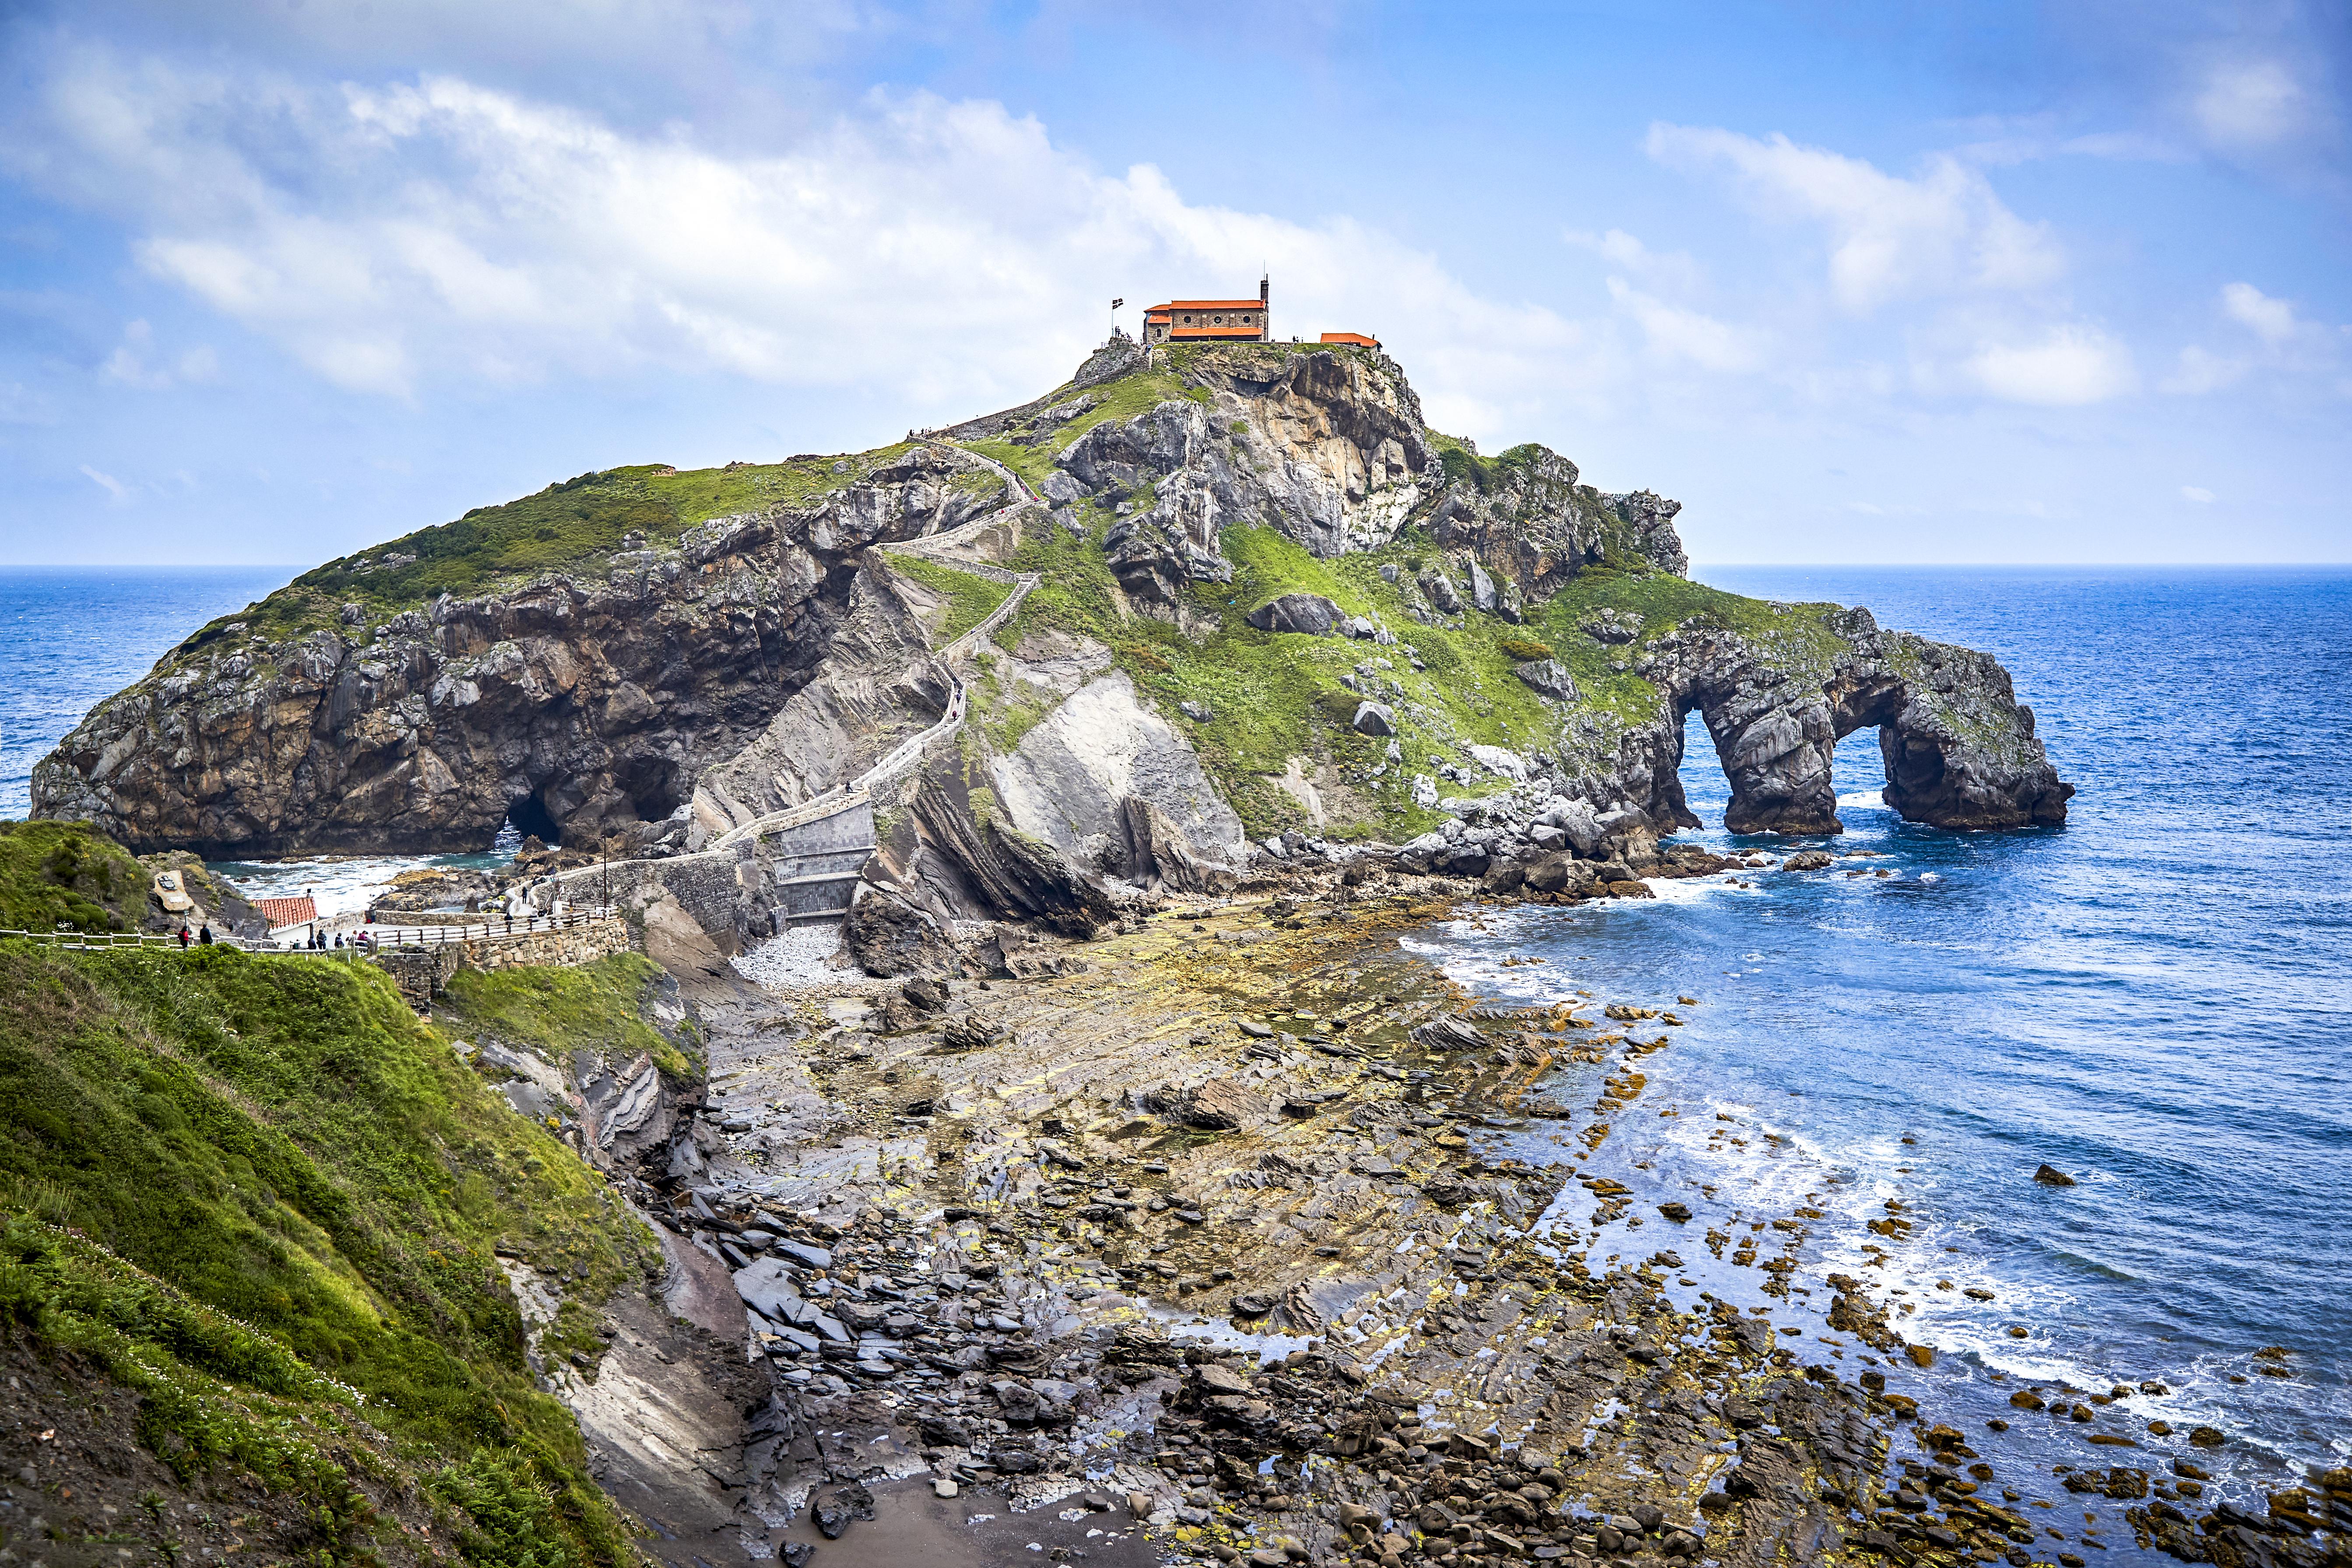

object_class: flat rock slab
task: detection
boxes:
[767,1476,1157,1568]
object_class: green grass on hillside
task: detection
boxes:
[0,943,668,1565]
[0,819,151,933]
[957,368,1209,492]
[887,555,1016,646]
[974,491,1854,839]
[173,451,907,651]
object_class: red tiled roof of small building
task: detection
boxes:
[1321,331,1381,347]
[254,895,318,929]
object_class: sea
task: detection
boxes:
[1407,566,2352,1545]
[0,566,510,916]
[5,563,2348,1529]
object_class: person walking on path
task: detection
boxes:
[197,925,213,946]
[176,925,191,949]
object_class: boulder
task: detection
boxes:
[845,886,961,978]
[1352,703,1396,737]
[1467,744,1527,781]
[1523,854,1599,896]
[1782,850,1833,871]
[2033,1164,2077,1187]
[1245,593,1345,637]
[1580,607,1645,644]
[1410,1016,1487,1051]
[1417,568,1462,615]
[1514,659,1578,702]
[1467,558,1498,613]
[1145,1078,1269,1131]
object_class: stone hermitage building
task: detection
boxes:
[1143,278,1272,343]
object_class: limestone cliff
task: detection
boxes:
[33,339,2070,901]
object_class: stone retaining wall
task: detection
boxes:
[459,917,635,972]
[373,945,459,1010]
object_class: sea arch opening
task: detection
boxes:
[1671,679,1922,835]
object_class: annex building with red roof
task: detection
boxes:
[253,895,318,932]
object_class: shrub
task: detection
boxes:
[1500,637,1554,661]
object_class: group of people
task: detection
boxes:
[172,924,214,949]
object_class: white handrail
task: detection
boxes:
[0,907,622,958]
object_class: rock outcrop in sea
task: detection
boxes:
[33,337,2071,952]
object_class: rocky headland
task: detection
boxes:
[32,336,2070,920]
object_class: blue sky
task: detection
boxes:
[1,0,2346,567]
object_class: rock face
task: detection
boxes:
[33,448,1008,855]
[34,337,2070,881]
[1635,608,2074,835]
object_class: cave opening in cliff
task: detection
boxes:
[507,790,563,846]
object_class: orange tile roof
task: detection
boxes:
[1144,300,1266,314]
[254,895,318,929]
[1321,331,1381,347]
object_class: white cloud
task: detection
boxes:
[2193,59,2312,150]
[1604,277,1766,373]
[2221,281,2302,345]
[2159,345,2247,395]
[1643,123,2064,314]
[2164,283,2344,395]
[1565,228,1706,295]
[1962,326,2136,405]
[99,317,219,389]
[80,464,129,501]
[2180,486,2215,503]
[6,53,1599,428]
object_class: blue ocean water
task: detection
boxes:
[0,567,513,916]
[0,567,295,821]
[1415,567,2352,1540]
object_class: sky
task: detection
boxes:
[1,0,2346,568]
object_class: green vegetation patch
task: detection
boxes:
[174,453,889,650]
[1536,563,1853,729]
[887,555,1016,646]
[987,516,1576,838]
[0,942,660,1564]
[955,366,1207,491]
[441,953,696,1082]
[0,819,150,934]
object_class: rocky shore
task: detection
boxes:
[509,862,2346,1568]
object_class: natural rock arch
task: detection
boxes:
[1652,608,2071,835]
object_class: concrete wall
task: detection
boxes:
[548,802,875,941]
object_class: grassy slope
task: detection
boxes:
[0,943,674,1566]
[888,555,1016,645]
[981,506,1850,841]
[0,819,153,933]
[945,348,1853,840]
[169,450,914,654]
